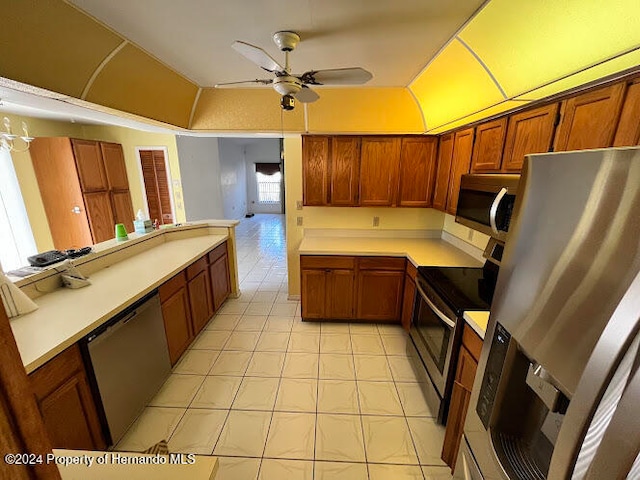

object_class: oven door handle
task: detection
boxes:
[489,187,508,235]
[416,282,456,329]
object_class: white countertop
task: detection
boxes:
[463,311,490,339]
[298,236,482,267]
[54,449,218,479]
[11,233,228,373]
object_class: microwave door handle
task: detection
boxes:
[489,187,509,235]
[416,282,456,329]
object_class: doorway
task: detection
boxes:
[136,148,175,225]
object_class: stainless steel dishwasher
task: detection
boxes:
[82,291,171,445]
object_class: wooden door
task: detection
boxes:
[160,286,193,365]
[209,254,231,311]
[471,118,507,172]
[327,269,355,319]
[613,79,640,146]
[83,191,114,244]
[432,133,454,212]
[301,269,327,319]
[29,345,106,451]
[302,136,330,206]
[446,128,475,215]
[140,149,174,225]
[330,136,361,206]
[502,103,559,172]
[356,270,404,321]
[188,270,213,335]
[29,138,94,250]
[71,139,109,192]
[554,83,625,151]
[397,137,438,207]
[401,274,416,331]
[111,191,135,233]
[100,142,130,190]
[359,137,401,206]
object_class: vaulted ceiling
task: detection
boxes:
[0,0,638,134]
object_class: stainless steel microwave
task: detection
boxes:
[455,174,520,242]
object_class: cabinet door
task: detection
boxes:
[471,118,507,172]
[301,269,327,319]
[502,103,559,172]
[330,136,361,206]
[432,133,454,212]
[111,191,135,233]
[29,345,106,450]
[188,270,213,336]
[356,270,404,321]
[327,269,355,319]
[161,287,193,365]
[100,142,130,190]
[613,79,640,147]
[442,345,478,468]
[446,128,475,215]
[71,139,109,192]
[302,136,330,206]
[554,83,625,151]
[359,137,401,207]
[401,274,416,332]
[209,254,231,311]
[83,191,115,245]
[398,137,438,207]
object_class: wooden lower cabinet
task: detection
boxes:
[356,270,404,321]
[209,251,231,311]
[442,325,484,470]
[29,344,106,450]
[187,257,213,336]
[401,273,416,331]
[160,272,193,365]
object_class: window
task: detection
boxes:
[0,148,37,272]
[256,171,282,204]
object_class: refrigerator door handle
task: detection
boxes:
[489,187,508,235]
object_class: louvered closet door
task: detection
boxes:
[140,150,174,225]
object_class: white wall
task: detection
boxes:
[218,139,248,220]
[245,139,282,214]
[176,136,224,220]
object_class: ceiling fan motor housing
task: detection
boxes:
[273,76,302,96]
[273,31,300,52]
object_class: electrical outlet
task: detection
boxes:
[296,200,303,210]
[297,216,303,226]
[467,229,474,241]
[373,216,380,227]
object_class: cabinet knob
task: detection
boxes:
[71,206,82,214]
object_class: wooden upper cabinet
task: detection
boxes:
[446,128,475,215]
[554,83,625,151]
[432,134,455,212]
[613,79,640,146]
[502,103,559,172]
[330,136,361,206]
[71,139,109,192]
[100,142,130,190]
[83,192,114,245]
[359,137,401,207]
[302,136,330,206]
[397,137,438,207]
[471,118,507,172]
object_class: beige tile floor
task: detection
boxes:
[117,214,452,480]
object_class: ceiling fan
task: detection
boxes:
[215,31,373,110]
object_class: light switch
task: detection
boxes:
[296,200,303,210]
[373,216,380,227]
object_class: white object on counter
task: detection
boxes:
[463,311,490,339]
[0,270,38,318]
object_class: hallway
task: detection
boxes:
[117,214,451,480]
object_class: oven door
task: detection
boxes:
[410,277,459,397]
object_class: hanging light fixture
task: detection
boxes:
[1,117,34,152]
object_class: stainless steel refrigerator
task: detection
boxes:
[455,147,640,479]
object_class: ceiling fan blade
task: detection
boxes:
[232,41,284,73]
[295,86,320,103]
[300,67,373,85]
[214,79,273,88]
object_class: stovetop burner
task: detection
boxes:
[417,265,497,315]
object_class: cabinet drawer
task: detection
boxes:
[358,256,406,271]
[462,325,483,362]
[300,255,355,270]
[186,255,208,280]
[159,271,187,302]
[208,242,228,264]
